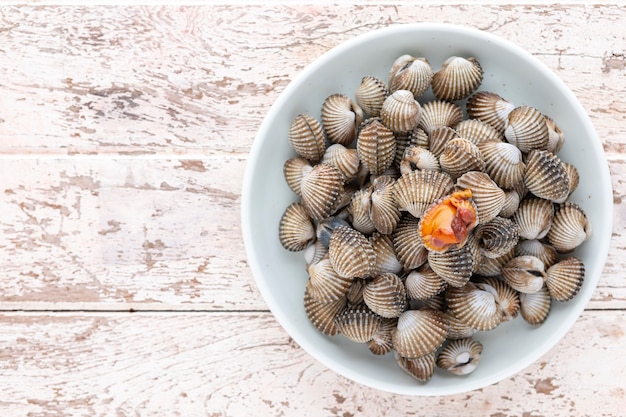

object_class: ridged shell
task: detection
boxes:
[395,351,436,382]
[370,175,400,234]
[370,232,403,275]
[400,146,440,175]
[519,285,551,325]
[335,303,382,343]
[380,90,422,133]
[474,247,515,277]
[455,118,504,145]
[328,225,377,279]
[304,239,328,269]
[439,138,486,178]
[524,150,570,202]
[346,279,366,305]
[504,106,550,153]
[501,255,546,294]
[404,263,448,301]
[475,276,520,322]
[300,163,344,221]
[355,75,389,117]
[441,310,476,340]
[316,217,350,248]
[561,162,580,200]
[307,256,353,303]
[349,188,376,235]
[278,203,315,252]
[363,273,407,318]
[368,317,397,355]
[467,91,515,134]
[474,216,519,258]
[498,188,521,218]
[388,55,434,98]
[515,239,558,269]
[478,140,526,189]
[283,157,312,196]
[304,285,347,336]
[394,127,429,167]
[288,114,326,162]
[436,338,483,375]
[512,197,554,240]
[418,100,464,134]
[322,144,360,182]
[432,56,483,101]
[393,170,454,218]
[392,309,447,358]
[357,118,397,176]
[428,244,474,288]
[446,282,502,331]
[456,171,506,224]
[545,257,585,301]
[393,214,428,270]
[466,231,484,273]
[428,126,459,158]
[321,93,364,146]
[547,202,592,253]
[545,115,565,154]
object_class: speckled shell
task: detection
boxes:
[380,90,422,133]
[288,114,326,162]
[335,303,382,343]
[393,214,428,270]
[404,263,448,301]
[363,273,407,318]
[501,255,546,294]
[355,75,389,117]
[370,175,400,234]
[441,310,476,340]
[357,117,397,176]
[474,247,515,277]
[439,138,486,178]
[328,225,377,279]
[431,56,483,101]
[370,232,403,275]
[498,188,521,218]
[504,106,550,153]
[388,55,434,98]
[427,244,474,288]
[283,157,312,196]
[304,284,347,336]
[395,351,436,382]
[321,93,364,146]
[547,202,592,253]
[456,171,506,224]
[368,317,397,355]
[418,100,464,134]
[515,239,558,269]
[278,203,315,252]
[455,118,504,145]
[478,140,526,189]
[322,143,360,182]
[475,276,520,322]
[466,91,515,134]
[524,150,570,202]
[428,126,460,158]
[394,127,429,167]
[393,170,454,218]
[307,256,353,303]
[392,309,448,358]
[300,163,344,221]
[519,285,551,326]
[349,187,376,235]
[446,282,502,331]
[474,216,520,259]
[436,338,483,375]
[546,257,585,301]
[512,197,554,240]
[400,146,440,175]
[545,115,565,154]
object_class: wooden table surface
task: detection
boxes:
[1,3,625,416]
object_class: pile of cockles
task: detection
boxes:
[278,54,591,382]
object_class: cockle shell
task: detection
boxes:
[466,232,484,273]
[404,263,448,301]
[304,284,347,336]
[501,255,546,294]
[307,256,353,303]
[524,150,570,202]
[456,171,506,224]
[478,140,526,189]
[547,202,592,252]
[393,170,454,218]
[368,317,397,355]
[545,115,565,154]
[400,146,440,175]
[475,276,520,322]
[278,202,315,252]
[357,117,397,176]
[511,197,554,240]
[349,187,376,235]
[363,273,407,318]
[428,244,474,288]
[335,303,382,343]
[288,114,326,162]
[328,225,377,279]
[392,309,448,358]
[441,310,476,340]
[370,175,400,234]
[436,338,483,375]
[561,162,580,200]
[446,282,502,331]
[300,163,344,221]
[395,351,436,382]
[322,143,360,182]
[388,55,434,98]
[466,91,515,134]
[393,214,428,270]
[321,93,364,146]
[474,247,515,277]
[439,138,486,178]
[519,285,551,325]
[428,126,460,158]
[394,127,429,167]
[432,56,483,101]
[418,100,464,134]
[498,188,521,218]
[380,90,422,133]
[355,75,389,117]
[515,239,558,269]
[316,217,351,249]
[474,216,520,258]
[283,156,312,196]
[504,106,550,153]
[545,257,585,301]
[346,279,366,305]
[455,118,504,145]
[304,239,328,269]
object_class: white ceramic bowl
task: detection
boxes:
[241,23,612,395]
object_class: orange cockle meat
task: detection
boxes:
[420,189,478,252]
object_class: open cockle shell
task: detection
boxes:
[501,255,546,294]
[436,338,483,376]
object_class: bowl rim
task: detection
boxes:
[241,22,613,396]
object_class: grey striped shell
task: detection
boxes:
[512,197,554,240]
[428,126,460,158]
[321,93,364,146]
[392,309,447,358]
[515,239,558,269]
[395,351,436,382]
[328,225,376,279]
[418,100,464,134]
[380,90,422,133]
[446,282,502,331]
[278,202,315,252]
[370,175,400,234]
[357,117,397,176]
[501,255,546,294]
[368,317,397,355]
[363,273,407,318]
[432,56,483,101]
[436,338,483,375]
[300,163,344,221]
[393,170,454,218]
[439,138,486,178]
[478,140,526,189]
[393,214,428,270]
[404,263,448,301]
[370,232,403,275]
[288,114,326,162]
[335,303,382,343]
[322,144,360,182]
[307,256,353,302]
[524,150,570,202]
[304,284,347,336]
[455,118,504,145]
[519,285,551,325]
[504,106,550,153]
[547,202,592,253]
[545,257,585,301]
[467,91,515,134]
[388,55,433,98]
[400,146,440,175]
[456,171,506,224]
[474,216,520,259]
[355,75,388,117]
[427,244,474,288]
